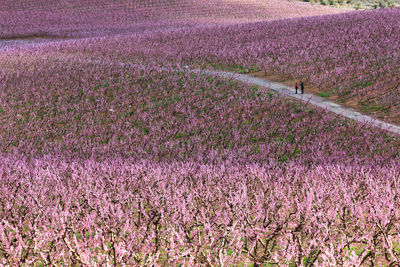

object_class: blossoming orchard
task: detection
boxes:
[1,0,400,265]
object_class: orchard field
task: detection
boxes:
[0,0,343,38]
[1,0,400,265]
[51,7,400,123]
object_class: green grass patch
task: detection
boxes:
[360,100,388,112]
[316,87,337,98]
[353,80,373,88]
[316,91,331,98]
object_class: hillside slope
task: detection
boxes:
[68,7,399,124]
[0,0,345,38]
[3,2,400,264]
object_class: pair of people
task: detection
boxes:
[295,82,304,94]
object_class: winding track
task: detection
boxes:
[2,39,400,135]
[196,69,400,135]
[0,38,56,51]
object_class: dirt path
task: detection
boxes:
[195,69,400,135]
[0,37,56,51]
[0,36,82,51]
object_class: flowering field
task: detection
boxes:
[2,0,400,265]
[1,52,400,265]
[0,0,343,38]
[2,157,400,266]
[0,55,398,164]
[59,7,400,123]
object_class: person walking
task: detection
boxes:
[295,82,298,94]
[300,82,304,94]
